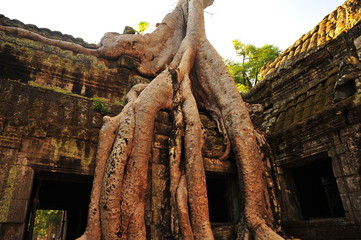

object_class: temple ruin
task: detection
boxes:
[0,0,361,239]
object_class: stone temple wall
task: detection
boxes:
[0,79,107,239]
[243,1,361,238]
[0,15,144,239]
[1,0,361,239]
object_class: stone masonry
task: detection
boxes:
[1,0,361,239]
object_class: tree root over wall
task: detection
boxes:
[1,0,284,239]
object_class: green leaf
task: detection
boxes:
[137,21,150,34]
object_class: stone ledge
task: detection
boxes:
[0,14,97,48]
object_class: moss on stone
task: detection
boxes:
[80,143,96,169]
[50,137,96,168]
[0,31,110,83]
[0,166,17,222]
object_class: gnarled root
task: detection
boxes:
[76,111,125,240]
[1,0,286,238]
[254,223,285,240]
[176,175,194,239]
[195,38,284,240]
[114,70,173,239]
[72,0,284,239]
[99,103,135,240]
[78,74,173,240]
[181,76,214,239]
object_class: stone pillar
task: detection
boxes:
[147,111,172,239]
[329,124,361,225]
[0,158,34,240]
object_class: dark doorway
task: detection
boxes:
[206,175,239,224]
[293,158,345,220]
[207,177,229,223]
[25,172,92,240]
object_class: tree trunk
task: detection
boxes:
[1,0,284,239]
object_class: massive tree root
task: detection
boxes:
[1,0,284,239]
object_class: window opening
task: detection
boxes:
[293,158,345,220]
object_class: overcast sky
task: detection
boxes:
[2,0,345,60]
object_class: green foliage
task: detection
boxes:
[93,98,109,115]
[226,40,281,89]
[225,59,251,93]
[136,21,150,34]
[33,210,64,239]
[27,81,89,99]
[236,83,251,93]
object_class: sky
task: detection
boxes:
[2,0,345,60]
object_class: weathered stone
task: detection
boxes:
[1,2,361,239]
[0,165,33,223]
[155,110,171,124]
[154,121,171,135]
[243,3,361,237]
[153,134,169,149]
[203,158,234,174]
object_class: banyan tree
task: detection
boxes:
[1,0,285,239]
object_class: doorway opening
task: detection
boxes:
[25,172,92,240]
[292,157,345,220]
